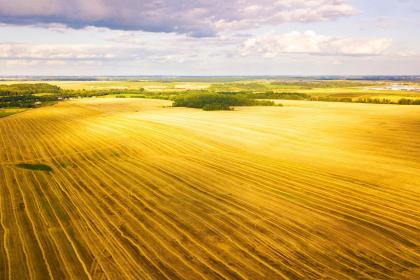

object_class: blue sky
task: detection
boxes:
[0,0,419,75]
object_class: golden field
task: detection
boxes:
[0,98,419,279]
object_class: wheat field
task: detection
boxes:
[0,98,419,279]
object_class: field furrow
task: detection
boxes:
[0,98,419,279]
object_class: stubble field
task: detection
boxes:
[0,98,419,279]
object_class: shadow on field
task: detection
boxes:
[16,163,53,172]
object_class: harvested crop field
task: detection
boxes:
[0,98,419,279]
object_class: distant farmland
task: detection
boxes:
[0,98,419,279]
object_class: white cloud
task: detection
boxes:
[0,39,211,65]
[5,59,39,66]
[240,31,392,57]
[0,43,122,60]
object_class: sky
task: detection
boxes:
[0,0,419,76]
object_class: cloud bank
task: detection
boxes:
[0,41,202,65]
[0,0,357,36]
[0,43,118,60]
[0,30,393,70]
[241,31,392,57]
